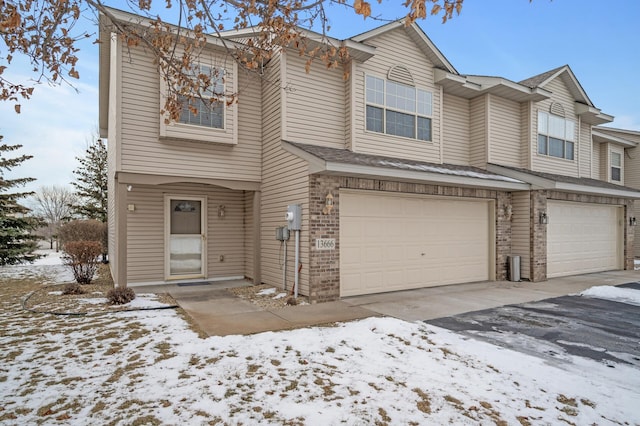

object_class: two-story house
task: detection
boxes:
[99,9,639,302]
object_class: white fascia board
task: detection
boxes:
[592,130,638,148]
[325,162,530,191]
[281,142,326,174]
[486,164,556,189]
[350,21,404,42]
[575,103,613,124]
[102,7,244,50]
[434,69,467,85]
[116,172,260,191]
[555,182,640,199]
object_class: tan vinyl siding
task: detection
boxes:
[469,95,487,168]
[442,93,469,165]
[531,77,579,177]
[592,140,602,180]
[244,190,254,280]
[118,44,262,182]
[624,146,640,190]
[125,183,247,284]
[107,34,122,282]
[600,143,608,182]
[260,53,310,295]
[521,102,532,168]
[284,53,346,148]
[488,95,521,168]
[579,121,592,177]
[353,28,441,162]
[511,191,531,280]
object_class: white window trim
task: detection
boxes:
[537,111,576,161]
[159,61,238,145]
[364,73,433,142]
[610,150,622,183]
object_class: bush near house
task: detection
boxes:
[106,287,136,305]
[62,241,102,284]
[58,219,107,250]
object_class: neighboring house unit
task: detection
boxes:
[99,9,639,302]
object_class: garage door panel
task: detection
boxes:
[547,201,622,278]
[340,192,492,297]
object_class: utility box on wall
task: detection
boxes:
[286,204,302,231]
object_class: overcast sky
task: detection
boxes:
[1,0,639,195]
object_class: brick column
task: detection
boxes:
[496,192,512,281]
[308,175,341,303]
[530,190,548,282]
[624,200,635,270]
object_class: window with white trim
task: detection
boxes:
[178,65,225,129]
[537,111,575,160]
[611,151,621,182]
[366,75,432,141]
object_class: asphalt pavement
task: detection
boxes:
[427,282,640,367]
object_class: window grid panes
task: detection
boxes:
[537,111,575,160]
[365,75,432,142]
[611,152,621,182]
[178,65,225,129]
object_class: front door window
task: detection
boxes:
[168,198,205,278]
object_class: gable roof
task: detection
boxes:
[519,65,594,107]
[350,20,457,74]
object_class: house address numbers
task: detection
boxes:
[315,238,336,250]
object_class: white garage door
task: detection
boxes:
[547,201,622,278]
[340,191,493,297]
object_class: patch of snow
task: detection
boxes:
[48,291,63,296]
[1,263,639,424]
[79,297,109,305]
[580,285,640,307]
[257,287,276,296]
[634,259,640,270]
[273,292,288,300]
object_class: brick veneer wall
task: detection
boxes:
[530,190,635,281]
[308,174,513,303]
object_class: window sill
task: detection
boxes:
[364,129,433,144]
[160,122,236,145]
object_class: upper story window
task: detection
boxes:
[178,65,225,129]
[611,151,622,182]
[537,111,575,160]
[365,75,433,142]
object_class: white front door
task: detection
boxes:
[165,196,207,279]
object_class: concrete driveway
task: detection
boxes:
[426,281,640,366]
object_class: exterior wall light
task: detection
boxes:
[539,212,548,225]
[322,192,334,215]
[504,204,513,221]
[218,205,226,218]
[630,217,637,226]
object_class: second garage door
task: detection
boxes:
[547,201,622,278]
[340,191,494,297]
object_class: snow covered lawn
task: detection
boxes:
[0,253,639,424]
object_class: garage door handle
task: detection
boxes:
[421,253,425,256]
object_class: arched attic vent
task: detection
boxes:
[549,102,566,117]
[387,65,415,87]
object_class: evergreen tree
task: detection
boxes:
[71,139,107,222]
[0,137,42,266]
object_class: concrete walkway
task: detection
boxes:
[135,270,639,336]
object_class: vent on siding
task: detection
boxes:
[549,102,565,117]
[387,65,415,87]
